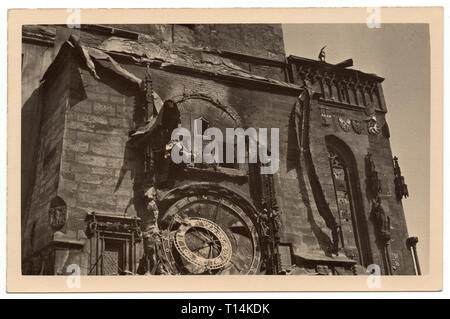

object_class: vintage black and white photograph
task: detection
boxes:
[8,7,443,291]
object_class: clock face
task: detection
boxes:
[162,194,261,275]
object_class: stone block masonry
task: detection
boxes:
[20,24,417,275]
[60,67,137,232]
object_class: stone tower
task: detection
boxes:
[21,24,416,275]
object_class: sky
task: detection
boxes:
[282,24,430,274]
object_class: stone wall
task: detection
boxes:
[59,66,138,233]
[366,113,415,274]
[58,57,300,229]
[310,107,414,274]
[286,56,416,274]
[22,56,70,260]
[104,24,286,61]
[79,60,330,262]
[22,25,57,103]
[52,25,288,83]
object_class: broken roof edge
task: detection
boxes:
[41,40,74,83]
[41,35,304,96]
[83,24,287,64]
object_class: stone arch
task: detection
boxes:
[170,93,242,127]
[166,95,243,169]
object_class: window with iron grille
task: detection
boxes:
[89,235,135,276]
[102,239,126,275]
[86,212,141,276]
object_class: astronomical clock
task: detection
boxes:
[158,195,261,275]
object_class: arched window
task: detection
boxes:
[326,136,372,266]
[177,98,240,170]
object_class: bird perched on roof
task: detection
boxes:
[318,46,327,62]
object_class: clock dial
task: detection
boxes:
[162,194,261,275]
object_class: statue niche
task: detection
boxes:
[48,196,67,232]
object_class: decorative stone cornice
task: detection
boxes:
[85,211,142,239]
[288,55,387,112]
[288,55,384,83]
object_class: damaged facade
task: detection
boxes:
[21,24,417,275]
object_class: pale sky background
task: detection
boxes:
[283,24,430,274]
